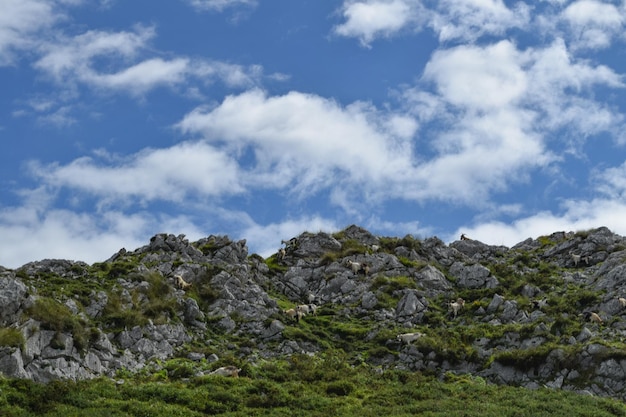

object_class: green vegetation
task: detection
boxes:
[0,327,24,348]
[26,297,91,351]
[1,356,625,417]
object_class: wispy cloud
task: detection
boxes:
[560,0,626,50]
[0,0,63,65]
[185,0,258,12]
[34,25,265,96]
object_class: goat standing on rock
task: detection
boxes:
[174,275,192,290]
[583,311,603,325]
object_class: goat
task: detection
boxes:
[307,304,318,316]
[370,244,380,253]
[295,303,318,317]
[296,304,310,316]
[361,262,370,276]
[347,260,362,274]
[174,275,192,290]
[396,332,424,345]
[448,298,465,318]
[210,366,241,378]
[583,311,603,325]
[619,297,626,309]
[281,237,298,250]
[277,248,286,261]
[283,308,302,322]
[571,253,581,267]
[532,298,548,310]
[460,234,470,241]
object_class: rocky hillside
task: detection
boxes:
[2,226,626,401]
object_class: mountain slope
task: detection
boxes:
[2,225,626,401]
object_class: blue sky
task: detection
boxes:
[1,0,626,268]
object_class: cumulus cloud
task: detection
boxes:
[333,0,423,47]
[178,89,418,198]
[27,141,245,204]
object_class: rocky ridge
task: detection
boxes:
[2,226,626,401]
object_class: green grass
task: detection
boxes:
[1,359,625,417]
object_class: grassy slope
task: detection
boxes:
[1,359,626,417]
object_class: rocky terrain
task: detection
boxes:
[2,225,626,401]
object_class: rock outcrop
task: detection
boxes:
[2,226,626,402]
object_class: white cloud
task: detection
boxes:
[333,0,422,47]
[0,0,61,65]
[186,0,257,12]
[0,195,208,269]
[37,106,76,127]
[178,89,417,198]
[423,40,527,110]
[453,198,626,247]
[333,0,530,45]
[27,141,245,204]
[34,26,265,96]
[561,0,625,50]
[430,0,530,42]
[236,215,340,258]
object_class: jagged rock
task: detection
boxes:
[0,276,29,325]
[487,294,505,313]
[261,320,285,340]
[415,265,452,295]
[450,262,499,289]
[288,232,342,258]
[361,291,378,309]
[395,290,428,321]
[182,298,205,328]
[0,348,28,379]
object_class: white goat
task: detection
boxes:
[370,244,380,253]
[283,308,302,322]
[619,297,626,309]
[396,332,424,345]
[174,275,192,290]
[571,253,581,267]
[277,248,286,261]
[210,366,241,378]
[296,304,310,316]
[448,298,465,318]
[347,260,362,274]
